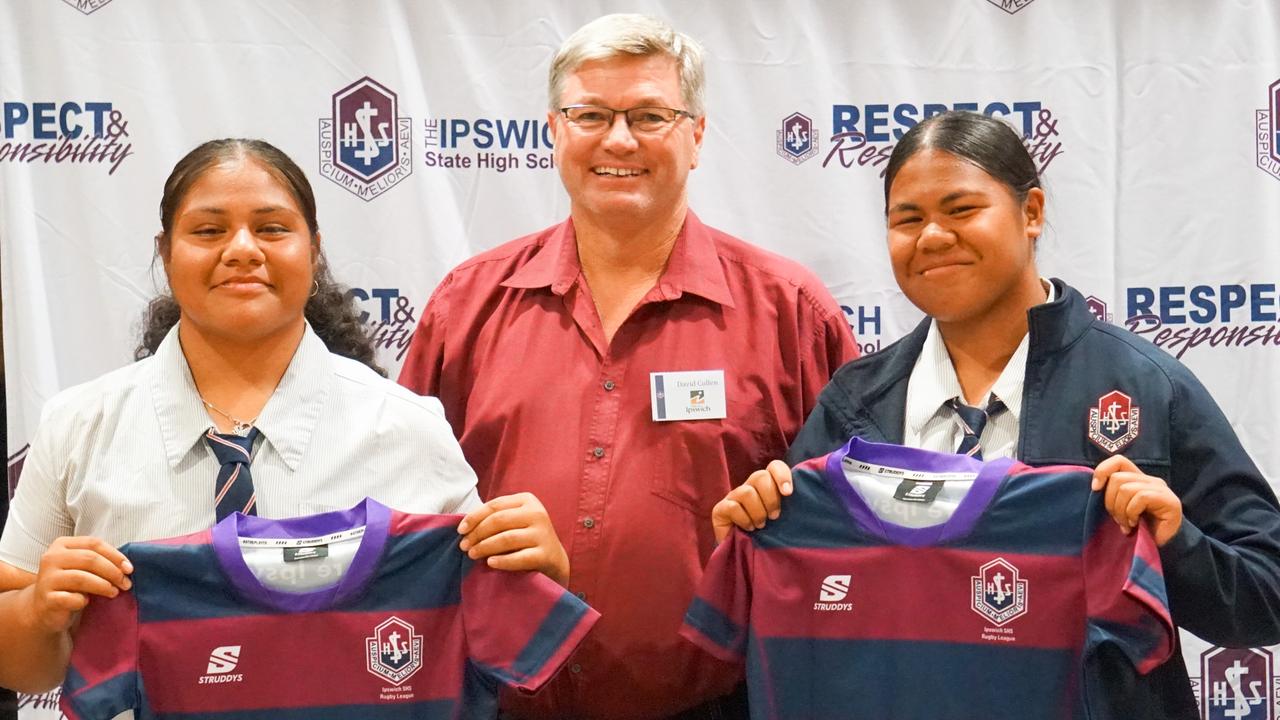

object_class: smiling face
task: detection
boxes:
[886,148,1044,325]
[162,157,316,345]
[549,53,705,227]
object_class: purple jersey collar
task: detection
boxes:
[824,438,1014,547]
[211,497,391,612]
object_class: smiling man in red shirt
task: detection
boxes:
[399,14,858,720]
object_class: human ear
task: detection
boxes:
[690,115,706,169]
[1023,187,1045,240]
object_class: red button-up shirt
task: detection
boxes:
[399,212,858,719]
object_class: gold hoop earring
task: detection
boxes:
[310,280,319,298]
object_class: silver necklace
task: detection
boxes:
[201,397,257,435]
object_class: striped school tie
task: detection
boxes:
[206,428,260,521]
[946,397,1006,460]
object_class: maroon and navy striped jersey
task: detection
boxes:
[682,438,1174,720]
[62,498,598,719]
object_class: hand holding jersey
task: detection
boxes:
[712,460,792,543]
[1092,454,1184,546]
[20,538,134,632]
[457,491,570,584]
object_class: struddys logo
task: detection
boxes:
[7,445,27,500]
[347,287,419,363]
[1124,283,1280,359]
[366,616,423,686]
[318,77,412,201]
[841,303,887,356]
[987,0,1038,14]
[1257,78,1280,182]
[785,100,1064,177]
[1199,647,1274,720]
[62,0,114,14]
[423,116,556,173]
[776,112,818,165]
[0,101,134,174]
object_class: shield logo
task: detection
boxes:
[970,558,1028,626]
[1088,390,1141,454]
[1270,78,1280,166]
[333,77,400,182]
[365,616,423,686]
[776,112,818,165]
[1201,647,1272,720]
[1084,295,1110,323]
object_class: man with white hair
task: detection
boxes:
[400,14,857,719]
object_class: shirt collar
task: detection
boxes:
[500,217,582,295]
[904,278,1053,433]
[151,322,331,471]
[499,211,735,308]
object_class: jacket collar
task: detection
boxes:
[1027,278,1094,358]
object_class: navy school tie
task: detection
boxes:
[206,427,261,521]
[946,396,1006,460]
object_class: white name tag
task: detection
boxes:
[650,370,727,421]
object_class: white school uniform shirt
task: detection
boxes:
[0,323,480,574]
[903,281,1057,460]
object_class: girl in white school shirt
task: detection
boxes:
[0,139,567,693]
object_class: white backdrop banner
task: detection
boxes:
[3,0,1279,717]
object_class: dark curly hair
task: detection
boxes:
[134,138,384,375]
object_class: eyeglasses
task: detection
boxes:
[559,104,696,134]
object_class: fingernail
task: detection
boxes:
[457,522,469,534]
[782,483,792,494]
[123,579,133,590]
[468,549,479,559]
[123,560,134,573]
[458,541,470,552]
[768,511,780,520]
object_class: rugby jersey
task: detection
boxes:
[682,438,1174,720]
[61,498,597,719]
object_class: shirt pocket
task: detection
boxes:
[649,398,784,516]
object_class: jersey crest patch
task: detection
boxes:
[1088,390,1141,453]
[366,616,423,686]
[971,557,1028,626]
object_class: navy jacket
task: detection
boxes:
[788,279,1280,719]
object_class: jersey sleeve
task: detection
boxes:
[461,560,598,692]
[1082,494,1175,675]
[60,579,141,720]
[680,528,753,664]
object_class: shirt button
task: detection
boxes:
[570,663,582,674]
[592,446,605,458]
[575,591,587,600]
[603,379,616,391]
[582,517,596,529]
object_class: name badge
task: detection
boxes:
[650,370,727,421]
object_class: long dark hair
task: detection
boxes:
[135,139,384,375]
[884,111,1041,212]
